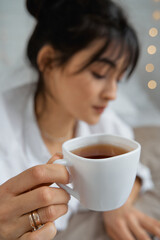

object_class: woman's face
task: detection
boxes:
[45,40,126,125]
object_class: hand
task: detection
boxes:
[103,202,160,240]
[0,154,70,240]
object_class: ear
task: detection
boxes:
[37,45,55,72]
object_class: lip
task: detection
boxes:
[93,106,107,114]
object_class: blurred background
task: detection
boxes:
[0,0,160,127]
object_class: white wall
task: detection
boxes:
[0,0,36,89]
[0,0,160,127]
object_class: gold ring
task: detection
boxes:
[29,213,37,231]
[32,210,42,228]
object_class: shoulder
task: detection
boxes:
[0,83,37,150]
[1,82,36,109]
[1,82,36,115]
[88,108,134,139]
[0,83,36,124]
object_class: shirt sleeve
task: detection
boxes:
[136,162,154,193]
[0,93,14,151]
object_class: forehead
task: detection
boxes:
[66,39,106,69]
[100,42,128,70]
[64,38,128,74]
[101,41,126,62]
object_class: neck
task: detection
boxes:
[35,91,77,144]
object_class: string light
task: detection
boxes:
[149,27,158,37]
[147,45,157,54]
[148,80,157,89]
[152,10,160,20]
[147,2,159,90]
[146,64,155,72]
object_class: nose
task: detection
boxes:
[101,78,117,101]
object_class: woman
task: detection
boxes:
[0,0,159,239]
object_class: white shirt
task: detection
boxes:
[0,82,153,231]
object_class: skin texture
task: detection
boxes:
[1,39,160,239]
[35,40,160,239]
[35,39,160,239]
[35,40,125,155]
[0,154,70,240]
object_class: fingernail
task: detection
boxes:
[55,152,63,158]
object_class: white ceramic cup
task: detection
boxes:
[54,134,141,211]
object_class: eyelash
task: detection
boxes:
[92,71,123,83]
[92,72,106,79]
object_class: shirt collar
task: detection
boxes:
[23,87,51,164]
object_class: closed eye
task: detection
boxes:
[92,72,106,79]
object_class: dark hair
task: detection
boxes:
[26,0,139,86]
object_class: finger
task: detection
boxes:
[13,187,70,216]
[3,162,69,195]
[113,220,135,240]
[128,215,151,240]
[33,153,64,189]
[140,215,160,238]
[107,229,122,240]
[37,203,68,224]
[18,204,68,234]
[47,153,63,164]
[19,222,57,240]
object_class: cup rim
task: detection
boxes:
[62,133,141,162]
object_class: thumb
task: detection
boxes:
[47,152,63,164]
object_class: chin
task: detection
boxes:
[84,115,101,125]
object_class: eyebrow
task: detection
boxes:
[96,58,116,68]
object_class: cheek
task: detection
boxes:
[67,75,99,104]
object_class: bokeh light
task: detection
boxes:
[153,11,160,20]
[147,45,157,54]
[148,80,157,89]
[146,64,155,72]
[149,27,158,37]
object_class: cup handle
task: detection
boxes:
[53,159,80,201]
